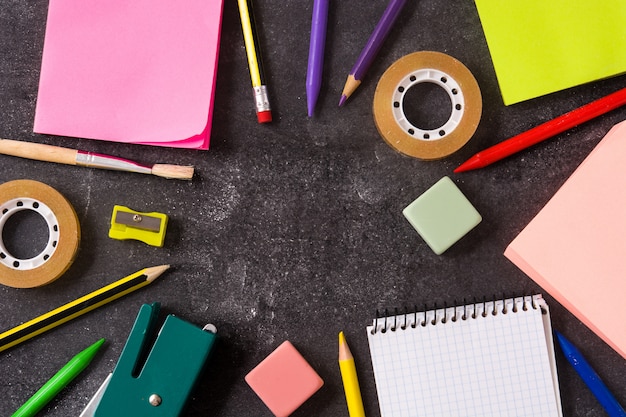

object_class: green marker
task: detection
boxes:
[12,338,105,417]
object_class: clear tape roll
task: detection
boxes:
[373,51,482,160]
[0,180,80,288]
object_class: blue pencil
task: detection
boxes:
[555,331,626,417]
[306,0,329,117]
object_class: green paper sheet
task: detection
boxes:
[474,1,626,105]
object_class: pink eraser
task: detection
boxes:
[245,340,324,417]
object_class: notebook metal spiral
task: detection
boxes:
[370,294,546,335]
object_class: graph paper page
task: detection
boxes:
[366,296,562,417]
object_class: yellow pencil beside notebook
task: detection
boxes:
[338,331,366,417]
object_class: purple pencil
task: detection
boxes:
[339,0,408,106]
[307,0,330,117]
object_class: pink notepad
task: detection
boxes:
[505,120,626,360]
[34,0,224,149]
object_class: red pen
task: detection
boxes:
[454,86,626,173]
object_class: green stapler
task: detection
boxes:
[81,303,217,417]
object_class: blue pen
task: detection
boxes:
[555,331,626,417]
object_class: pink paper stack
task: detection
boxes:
[34,0,224,149]
[505,120,626,360]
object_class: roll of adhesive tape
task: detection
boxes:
[0,180,80,288]
[373,51,482,160]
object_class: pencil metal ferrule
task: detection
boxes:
[253,86,271,113]
[76,151,152,175]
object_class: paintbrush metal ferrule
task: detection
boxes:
[76,150,152,175]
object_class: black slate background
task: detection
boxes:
[1,1,625,416]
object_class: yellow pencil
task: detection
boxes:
[237,0,272,123]
[0,265,169,352]
[338,331,366,417]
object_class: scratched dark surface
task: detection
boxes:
[1,1,625,416]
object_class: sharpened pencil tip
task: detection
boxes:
[338,95,347,107]
[144,264,171,282]
[338,331,353,361]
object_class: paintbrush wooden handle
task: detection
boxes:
[0,138,78,166]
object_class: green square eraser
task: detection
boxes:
[402,176,481,255]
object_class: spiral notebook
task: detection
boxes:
[366,295,563,417]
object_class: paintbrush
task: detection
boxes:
[0,138,194,180]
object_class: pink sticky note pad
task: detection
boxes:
[245,341,324,417]
[505,120,626,360]
[34,0,224,150]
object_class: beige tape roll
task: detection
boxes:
[0,180,80,288]
[373,51,482,160]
